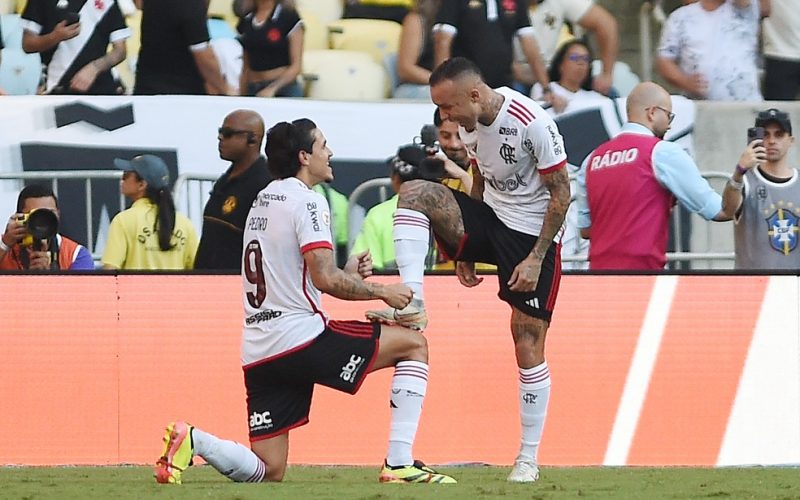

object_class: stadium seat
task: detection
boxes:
[298,9,327,51]
[592,60,641,97]
[296,0,342,25]
[327,18,400,65]
[1,13,23,49]
[0,48,41,94]
[302,49,386,100]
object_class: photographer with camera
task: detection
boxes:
[0,184,94,270]
[351,144,444,271]
[724,108,800,270]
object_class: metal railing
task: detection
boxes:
[172,173,217,223]
[639,0,667,82]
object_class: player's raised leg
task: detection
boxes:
[366,180,465,330]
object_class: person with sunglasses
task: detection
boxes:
[194,110,272,270]
[575,81,752,270]
[531,39,605,113]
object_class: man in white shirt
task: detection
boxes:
[656,0,766,101]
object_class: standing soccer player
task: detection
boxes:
[367,57,571,483]
[154,119,456,485]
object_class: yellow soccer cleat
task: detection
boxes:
[378,460,457,484]
[154,421,194,484]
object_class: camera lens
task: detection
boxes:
[27,209,58,240]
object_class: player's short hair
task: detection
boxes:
[429,57,484,87]
[17,184,58,212]
[265,118,318,179]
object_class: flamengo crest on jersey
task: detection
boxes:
[459,87,567,238]
[240,177,333,366]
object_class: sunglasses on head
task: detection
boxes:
[218,127,252,139]
[567,53,591,63]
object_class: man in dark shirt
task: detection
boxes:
[134,0,229,95]
[21,0,129,95]
[432,0,563,110]
[194,109,272,270]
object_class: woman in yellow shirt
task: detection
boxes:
[102,154,198,270]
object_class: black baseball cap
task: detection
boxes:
[755,108,792,134]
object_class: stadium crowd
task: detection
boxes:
[0,0,798,272]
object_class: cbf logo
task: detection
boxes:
[766,208,800,255]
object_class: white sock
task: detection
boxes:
[517,362,551,464]
[192,427,266,482]
[386,360,429,467]
[393,208,430,301]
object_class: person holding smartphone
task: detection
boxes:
[724,108,800,269]
[21,0,130,95]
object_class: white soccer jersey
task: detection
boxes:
[459,86,567,237]
[240,177,333,366]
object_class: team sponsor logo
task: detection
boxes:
[322,211,331,227]
[245,309,283,325]
[546,125,564,156]
[766,207,800,255]
[499,126,518,136]
[523,393,537,404]
[307,202,321,231]
[486,173,527,192]
[222,195,237,214]
[339,354,365,383]
[499,143,516,165]
[590,148,639,170]
[253,192,285,207]
[249,411,273,431]
[525,297,540,309]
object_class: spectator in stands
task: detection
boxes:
[576,82,747,270]
[433,0,565,111]
[656,0,766,101]
[194,110,271,271]
[0,184,94,270]
[21,0,130,95]
[102,154,198,270]
[394,0,438,99]
[530,39,605,112]
[237,0,304,98]
[133,0,230,95]
[343,0,412,24]
[726,108,800,269]
[513,0,619,97]
[432,108,473,193]
[763,0,800,100]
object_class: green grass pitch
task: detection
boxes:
[2,465,800,499]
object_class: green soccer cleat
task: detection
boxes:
[378,460,456,484]
[365,298,428,331]
[154,421,194,484]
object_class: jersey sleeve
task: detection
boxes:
[107,2,132,43]
[433,0,460,35]
[296,194,334,254]
[20,0,46,34]
[657,8,682,60]
[652,141,722,220]
[524,115,568,174]
[179,0,211,50]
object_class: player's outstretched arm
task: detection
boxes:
[304,247,412,308]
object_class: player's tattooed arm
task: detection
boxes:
[530,166,571,260]
[304,247,383,300]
